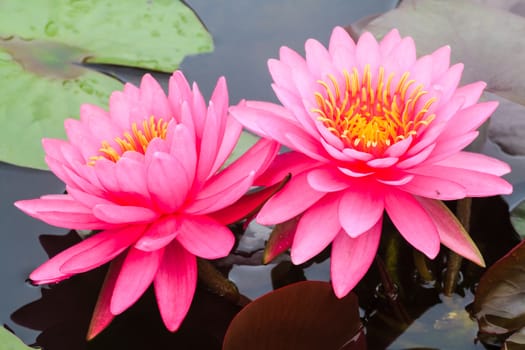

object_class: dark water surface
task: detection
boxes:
[3,0,471,348]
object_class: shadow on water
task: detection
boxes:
[5,1,519,349]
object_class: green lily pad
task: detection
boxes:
[0,327,36,350]
[0,0,213,169]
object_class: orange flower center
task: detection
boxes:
[312,65,436,154]
[88,116,168,165]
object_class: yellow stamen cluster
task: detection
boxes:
[312,65,436,154]
[88,116,168,165]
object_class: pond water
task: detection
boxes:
[2,1,520,349]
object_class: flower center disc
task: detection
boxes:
[313,65,436,154]
[89,116,168,165]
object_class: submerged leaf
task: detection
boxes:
[470,239,525,345]
[222,281,365,350]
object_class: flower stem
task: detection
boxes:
[443,197,472,296]
[375,256,411,324]
[197,258,241,304]
[413,250,434,282]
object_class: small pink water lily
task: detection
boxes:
[15,71,279,338]
[230,27,513,298]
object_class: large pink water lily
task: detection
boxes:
[15,71,279,338]
[230,27,513,298]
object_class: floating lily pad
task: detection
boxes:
[0,327,35,350]
[470,239,525,346]
[222,281,366,350]
[0,0,213,169]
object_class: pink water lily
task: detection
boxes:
[230,27,512,298]
[15,71,279,338]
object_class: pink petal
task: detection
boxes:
[109,90,133,130]
[452,81,486,108]
[337,166,374,178]
[154,240,197,331]
[378,28,401,56]
[398,174,466,200]
[416,197,485,266]
[254,151,320,187]
[196,138,278,200]
[377,174,414,186]
[271,86,318,136]
[436,152,511,176]
[63,119,103,161]
[305,38,336,78]
[167,123,197,181]
[168,71,193,119]
[66,186,112,208]
[176,215,234,259]
[423,131,479,164]
[232,104,321,158]
[168,124,197,182]
[410,166,512,197]
[443,102,498,139]
[387,37,416,73]
[429,45,451,80]
[384,188,440,259]
[115,157,151,206]
[256,171,327,225]
[268,58,295,91]
[306,166,351,192]
[14,196,107,230]
[190,82,207,140]
[59,225,146,274]
[431,63,464,102]
[135,215,180,251]
[291,193,342,264]
[329,26,356,56]
[356,32,380,73]
[139,74,171,121]
[210,178,289,225]
[93,204,159,224]
[147,152,190,213]
[366,157,399,168]
[186,171,255,214]
[94,158,120,194]
[210,76,229,118]
[285,132,331,162]
[384,136,413,157]
[196,103,221,182]
[338,185,384,237]
[79,104,121,145]
[397,144,435,169]
[330,220,381,298]
[209,116,243,175]
[320,137,355,162]
[87,255,124,340]
[110,247,163,315]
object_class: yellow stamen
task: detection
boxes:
[88,116,168,165]
[313,65,436,154]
